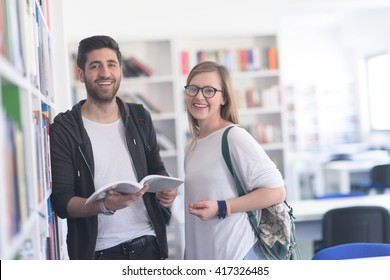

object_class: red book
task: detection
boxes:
[268,47,278,70]
[180,51,189,75]
[128,56,153,76]
[239,49,248,71]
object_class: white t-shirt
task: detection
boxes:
[184,125,284,260]
[83,117,155,251]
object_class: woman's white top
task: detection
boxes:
[184,125,284,260]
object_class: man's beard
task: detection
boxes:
[84,78,120,104]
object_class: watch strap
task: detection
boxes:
[99,200,115,215]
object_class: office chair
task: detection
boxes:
[354,163,390,194]
[312,242,390,260]
[322,206,390,249]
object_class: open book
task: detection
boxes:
[85,174,184,204]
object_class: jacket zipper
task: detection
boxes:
[78,145,94,180]
[78,145,97,256]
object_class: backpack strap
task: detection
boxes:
[128,103,152,153]
[222,125,261,239]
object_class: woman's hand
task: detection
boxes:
[188,200,218,221]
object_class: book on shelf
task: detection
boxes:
[122,58,142,77]
[118,93,161,114]
[237,85,280,109]
[261,85,280,108]
[156,130,176,151]
[22,0,39,87]
[41,103,52,191]
[85,175,184,204]
[251,47,262,71]
[262,48,269,70]
[33,110,44,203]
[46,200,61,260]
[0,0,5,56]
[237,49,248,71]
[39,0,50,29]
[3,0,25,75]
[122,56,153,77]
[2,83,22,129]
[256,123,282,144]
[128,56,153,76]
[5,119,21,237]
[268,47,278,70]
[180,50,189,75]
[14,121,29,227]
[245,88,261,108]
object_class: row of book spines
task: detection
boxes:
[3,84,52,204]
[236,85,281,109]
[118,92,161,114]
[0,0,53,97]
[15,200,61,260]
[1,85,52,242]
[0,112,30,242]
[33,106,52,204]
[180,47,278,74]
[244,123,282,144]
[45,199,61,260]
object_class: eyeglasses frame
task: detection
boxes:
[184,85,223,99]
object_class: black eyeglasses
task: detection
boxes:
[184,85,223,98]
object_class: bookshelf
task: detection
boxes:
[0,0,69,259]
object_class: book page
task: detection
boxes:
[141,174,184,193]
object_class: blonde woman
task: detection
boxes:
[184,61,286,260]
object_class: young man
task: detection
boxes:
[50,35,177,260]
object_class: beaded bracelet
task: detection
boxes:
[217,200,227,219]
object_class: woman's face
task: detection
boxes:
[186,71,225,126]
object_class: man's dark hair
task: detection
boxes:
[76,35,122,70]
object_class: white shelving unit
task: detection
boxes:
[0,0,70,259]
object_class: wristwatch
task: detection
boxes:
[99,200,115,215]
